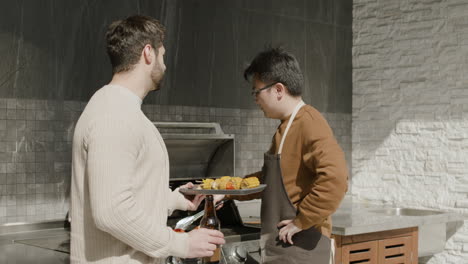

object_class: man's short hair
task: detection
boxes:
[106,15,165,74]
[244,47,303,96]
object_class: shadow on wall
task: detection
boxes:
[352,118,468,209]
[352,109,468,261]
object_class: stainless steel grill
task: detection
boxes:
[155,122,235,181]
[156,122,261,264]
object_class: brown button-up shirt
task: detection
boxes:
[235,104,348,237]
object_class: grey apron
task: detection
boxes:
[260,101,331,264]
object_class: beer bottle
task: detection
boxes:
[199,195,221,264]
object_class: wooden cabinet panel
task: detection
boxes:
[342,241,378,264]
[378,236,411,264]
[334,227,418,264]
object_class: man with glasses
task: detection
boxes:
[222,47,348,263]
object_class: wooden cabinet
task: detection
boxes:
[333,227,418,264]
[342,240,378,263]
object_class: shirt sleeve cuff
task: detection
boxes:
[171,188,189,211]
[159,227,190,258]
[293,213,321,230]
[293,217,306,230]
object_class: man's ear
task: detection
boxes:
[142,44,153,65]
[275,83,286,100]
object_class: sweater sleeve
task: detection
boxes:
[292,115,348,230]
[167,188,189,215]
[85,118,189,258]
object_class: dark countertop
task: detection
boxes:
[0,222,260,264]
[0,228,69,264]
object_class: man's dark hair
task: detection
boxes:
[106,15,165,74]
[244,47,303,96]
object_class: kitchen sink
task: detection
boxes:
[368,207,444,216]
[366,207,447,257]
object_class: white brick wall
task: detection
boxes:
[353,0,468,263]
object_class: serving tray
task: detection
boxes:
[179,184,266,195]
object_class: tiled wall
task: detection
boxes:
[0,98,351,224]
[0,98,80,224]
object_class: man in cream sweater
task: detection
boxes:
[70,15,224,263]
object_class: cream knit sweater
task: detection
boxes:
[70,85,189,263]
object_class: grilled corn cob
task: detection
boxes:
[241,177,260,189]
[201,178,214,189]
[231,177,243,189]
[220,176,231,181]
[216,177,232,190]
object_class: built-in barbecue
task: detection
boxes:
[155,122,261,264]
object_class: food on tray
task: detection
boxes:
[230,177,243,189]
[201,178,214,189]
[199,176,259,190]
[216,176,236,190]
[240,176,260,189]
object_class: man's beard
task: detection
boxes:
[151,63,165,91]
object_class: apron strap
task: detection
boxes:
[278,101,305,155]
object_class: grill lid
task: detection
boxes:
[154,122,234,181]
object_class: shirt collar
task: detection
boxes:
[108,84,142,107]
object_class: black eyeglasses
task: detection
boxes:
[251,83,277,97]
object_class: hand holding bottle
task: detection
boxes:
[186,228,225,258]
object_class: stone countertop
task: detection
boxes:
[331,197,467,236]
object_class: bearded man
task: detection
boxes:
[70,15,224,264]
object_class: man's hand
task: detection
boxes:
[186,194,204,211]
[213,195,225,210]
[179,182,204,211]
[186,228,225,258]
[277,219,302,245]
